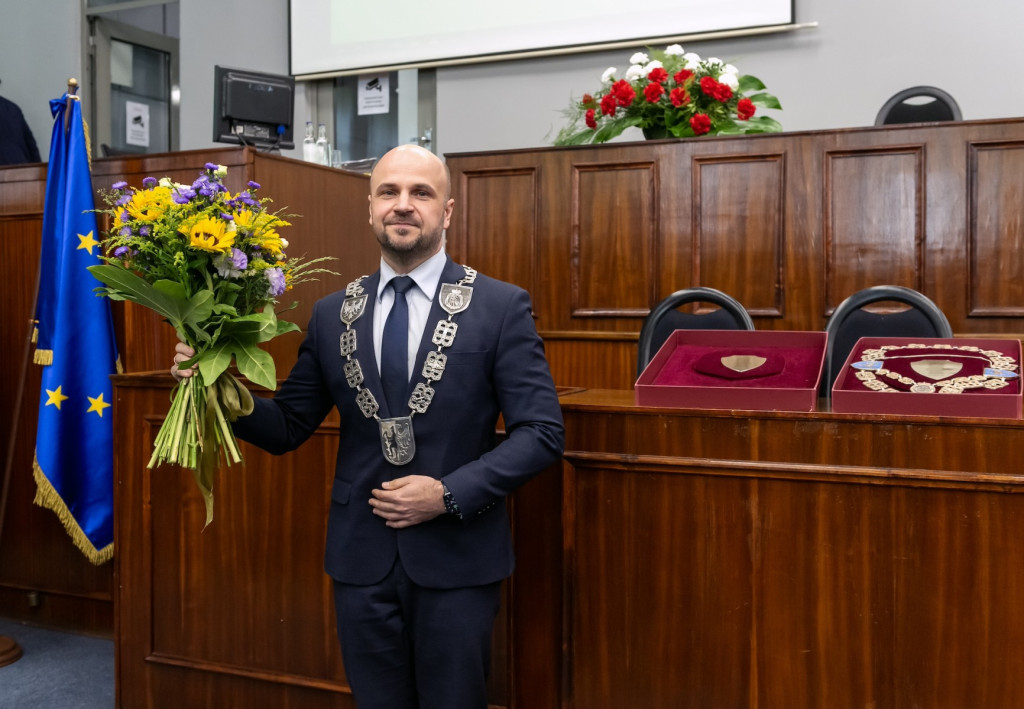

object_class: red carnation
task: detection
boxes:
[690,113,712,136]
[644,82,664,103]
[611,79,636,107]
[674,69,694,84]
[670,87,690,108]
[648,67,668,84]
[714,83,733,102]
[737,98,756,120]
[585,108,597,129]
[600,93,618,117]
[582,93,594,107]
[699,76,719,96]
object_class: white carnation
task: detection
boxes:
[665,44,684,56]
[720,73,739,90]
[642,60,664,74]
[724,64,738,76]
[683,52,702,69]
[601,67,617,84]
[629,52,649,66]
[625,64,646,81]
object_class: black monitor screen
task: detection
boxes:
[213,66,295,150]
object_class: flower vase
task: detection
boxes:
[642,126,670,140]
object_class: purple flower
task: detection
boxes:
[220,213,234,221]
[119,210,130,222]
[214,248,249,279]
[247,181,261,190]
[265,267,286,296]
[116,194,131,206]
[113,246,129,258]
[111,180,128,190]
[204,162,218,170]
[139,225,150,237]
[142,176,158,188]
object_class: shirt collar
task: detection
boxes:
[377,248,447,302]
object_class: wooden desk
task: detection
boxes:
[112,377,1024,708]
[557,389,1024,708]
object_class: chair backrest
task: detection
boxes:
[822,285,953,396]
[875,86,962,126]
[637,287,755,377]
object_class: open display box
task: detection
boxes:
[831,336,1022,418]
[634,329,826,412]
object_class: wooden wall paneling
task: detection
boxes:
[571,160,658,318]
[823,145,925,313]
[453,167,538,298]
[692,152,786,318]
[967,140,1024,318]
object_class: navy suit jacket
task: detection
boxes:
[234,257,565,588]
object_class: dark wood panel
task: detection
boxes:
[693,153,785,316]
[825,147,924,311]
[572,162,657,317]
[968,141,1024,316]
[456,168,538,296]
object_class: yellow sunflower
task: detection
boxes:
[186,217,235,253]
[126,186,173,222]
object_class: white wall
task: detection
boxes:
[4,0,1023,160]
[0,3,82,161]
[434,0,1024,155]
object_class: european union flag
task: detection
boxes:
[32,89,119,565]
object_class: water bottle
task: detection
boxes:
[302,121,317,163]
[315,123,329,165]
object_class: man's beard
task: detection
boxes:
[376,224,443,261]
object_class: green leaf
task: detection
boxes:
[234,343,277,390]
[196,343,233,384]
[88,264,191,327]
[738,75,767,93]
[748,93,783,110]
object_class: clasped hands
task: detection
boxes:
[170,341,446,527]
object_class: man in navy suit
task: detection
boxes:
[174,144,564,708]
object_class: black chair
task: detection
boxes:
[637,287,755,377]
[822,285,953,396]
[874,86,962,126]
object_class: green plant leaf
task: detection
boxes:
[234,343,277,390]
[748,93,783,110]
[196,343,234,384]
[88,264,190,325]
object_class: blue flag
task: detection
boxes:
[32,92,119,565]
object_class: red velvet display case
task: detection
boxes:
[634,330,827,411]
[832,336,1023,418]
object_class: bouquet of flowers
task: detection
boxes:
[554,44,782,145]
[89,163,333,525]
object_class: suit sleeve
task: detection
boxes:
[440,288,564,519]
[233,299,337,454]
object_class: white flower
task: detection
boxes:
[214,164,228,178]
[683,52,702,69]
[706,57,724,69]
[665,44,685,56]
[720,73,739,90]
[601,67,617,84]
[625,64,646,81]
[629,52,649,66]
[723,64,738,76]
[280,237,290,250]
[642,60,664,74]
[159,177,174,188]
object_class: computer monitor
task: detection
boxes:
[213,66,295,150]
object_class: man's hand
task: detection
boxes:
[172,342,197,380]
[369,475,446,528]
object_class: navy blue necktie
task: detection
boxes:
[381,276,414,416]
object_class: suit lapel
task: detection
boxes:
[411,257,465,377]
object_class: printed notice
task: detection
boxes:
[357,75,389,115]
[125,101,150,147]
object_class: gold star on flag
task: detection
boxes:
[87,393,112,417]
[45,385,69,410]
[77,230,99,254]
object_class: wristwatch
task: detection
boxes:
[441,482,462,519]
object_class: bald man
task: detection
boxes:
[177,145,564,708]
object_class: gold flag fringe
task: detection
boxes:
[33,348,53,365]
[32,454,113,565]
